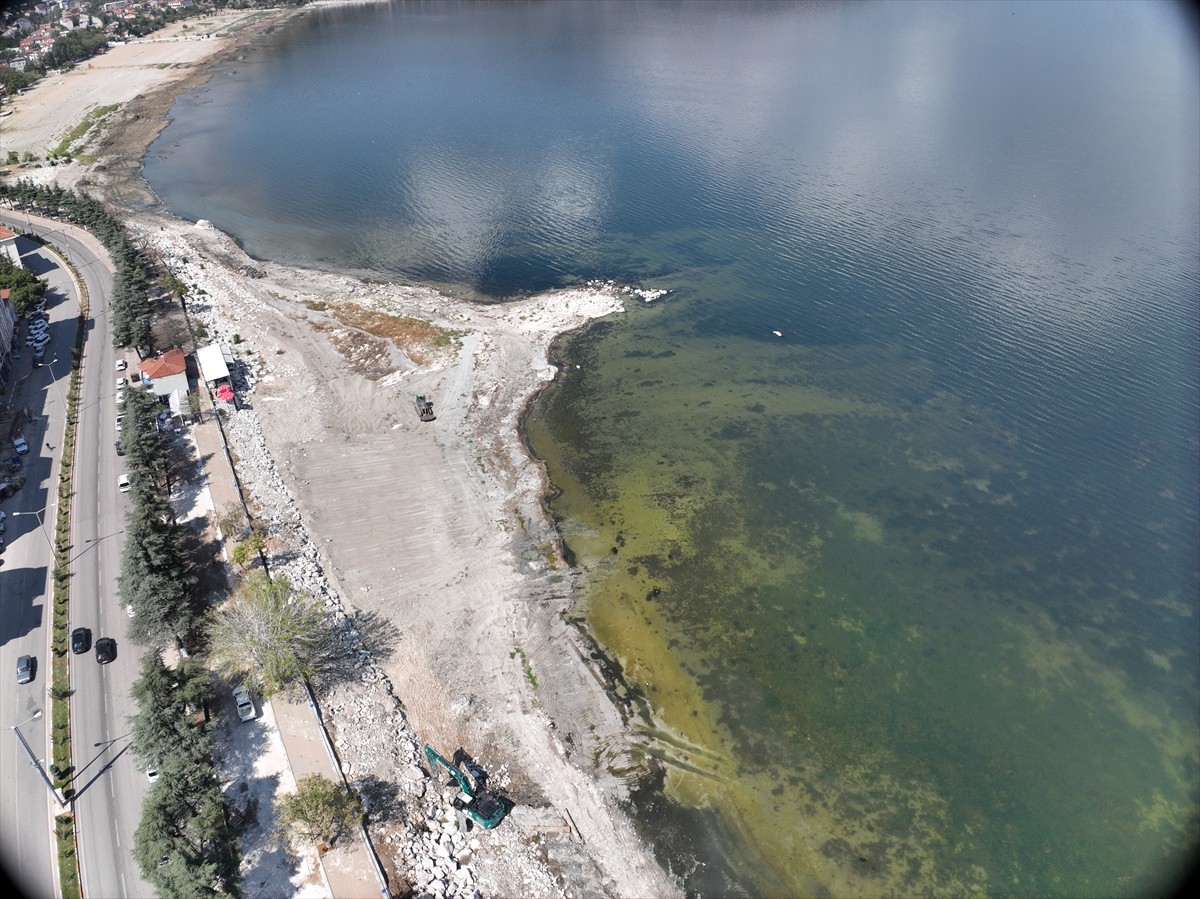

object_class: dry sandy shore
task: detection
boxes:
[3,6,679,898]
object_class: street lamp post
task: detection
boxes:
[44,354,67,410]
[10,509,55,555]
[10,710,65,807]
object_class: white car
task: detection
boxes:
[115,414,124,432]
[116,358,127,371]
[26,335,50,348]
[116,377,126,392]
[232,685,255,722]
[12,436,29,455]
[28,323,49,336]
[118,474,131,492]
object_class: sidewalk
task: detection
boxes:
[190,398,388,899]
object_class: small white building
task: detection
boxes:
[196,342,233,387]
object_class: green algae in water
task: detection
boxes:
[527,311,1198,898]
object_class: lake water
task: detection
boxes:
[144,1,1200,895]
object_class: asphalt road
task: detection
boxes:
[0,211,154,898]
[0,230,78,899]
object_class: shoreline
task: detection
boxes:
[3,6,680,897]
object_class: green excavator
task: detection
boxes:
[424,745,508,829]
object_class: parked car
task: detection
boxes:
[118,474,131,493]
[233,685,256,722]
[95,638,116,664]
[116,377,126,393]
[115,415,124,432]
[16,655,35,684]
[146,765,160,782]
[115,359,127,371]
[12,436,28,455]
[71,627,92,654]
[28,323,48,336]
[114,440,125,456]
[32,350,45,367]
[26,335,50,349]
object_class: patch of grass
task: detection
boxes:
[510,645,539,690]
[56,814,80,898]
[329,304,454,365]
[52,104,118,157]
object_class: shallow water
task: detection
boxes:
[144,1,1199,895]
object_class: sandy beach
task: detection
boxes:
[3,6,679,897]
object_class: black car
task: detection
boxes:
[95,637,116,665]
[114,440,124,456]
[71,627,92,654]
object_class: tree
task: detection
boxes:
[0,255,49,315]
[274,775,363,848]
[122,385,190,501]
[207,573,334,697]
[129,654,212,770]
[120,476,203,647]
[229,530,265,569]
[134,768,239,899]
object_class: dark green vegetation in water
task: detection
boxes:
[529,292,1198,897]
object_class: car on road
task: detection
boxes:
[28,323,48,337]
[118,474,131,492]
[32,350,45,366]
[115,414,124,432]
[71,627,92,654]
[233,685,256,722]
[126,604,135,618]
[95,638,116,664]
[114,440,125,456]
[116,358,127,371]
[116,376,126,394]
[16,655,35,684]
[12,436,29,454]
[26,332,50,345]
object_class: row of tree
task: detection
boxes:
[130,654,239,897]
[5,176,364,893]
[2,179,157,352]
[119,385,206,650]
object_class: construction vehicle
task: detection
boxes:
[424,744,508,829]
[415,395,436,421]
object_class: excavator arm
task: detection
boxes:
[423,744,508,829]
